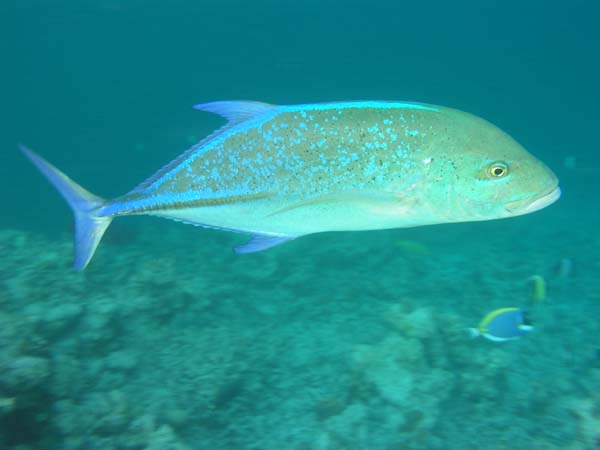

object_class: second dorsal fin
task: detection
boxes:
[131,101,277,193]
[193,100,276,124]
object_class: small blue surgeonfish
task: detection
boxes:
[468,307,533,342]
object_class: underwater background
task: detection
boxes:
[2,0,600,449]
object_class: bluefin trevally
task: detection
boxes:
[21,100,560,270]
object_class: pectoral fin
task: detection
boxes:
[234,234,295,254]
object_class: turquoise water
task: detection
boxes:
[2,1,599,449]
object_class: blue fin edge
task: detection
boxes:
[234,234,294,254]
[192,100,276,123]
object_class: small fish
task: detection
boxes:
[554,257,574,279]
[21,100,561,270]
[527,275,547,303]
[395,239,430,256]
[468,307,533,342]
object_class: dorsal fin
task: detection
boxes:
[193,101,276,124]
[131,101,277,194]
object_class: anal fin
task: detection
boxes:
[234,234,294,254]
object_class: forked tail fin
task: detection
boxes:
[20,145,112,270]
[467,328,481,339]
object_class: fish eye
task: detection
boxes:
[488,162,509,178]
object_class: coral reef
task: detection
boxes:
[0,221,597,449]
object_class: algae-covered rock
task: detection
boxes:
[320,403,368,449]
[0,396,15,417]
[43,303,83,336]
[1,356,50,393]
[105,350,138,372]
[143,424,191,450]
[354,340,414,406]
[351,332,454,418]
[349,303,459,443]
[78,296,119,345]
[385,305,438,339]
[564,396,600,448]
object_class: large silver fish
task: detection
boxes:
[21,100,560,270]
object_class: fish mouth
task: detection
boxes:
[505,186,561,215]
